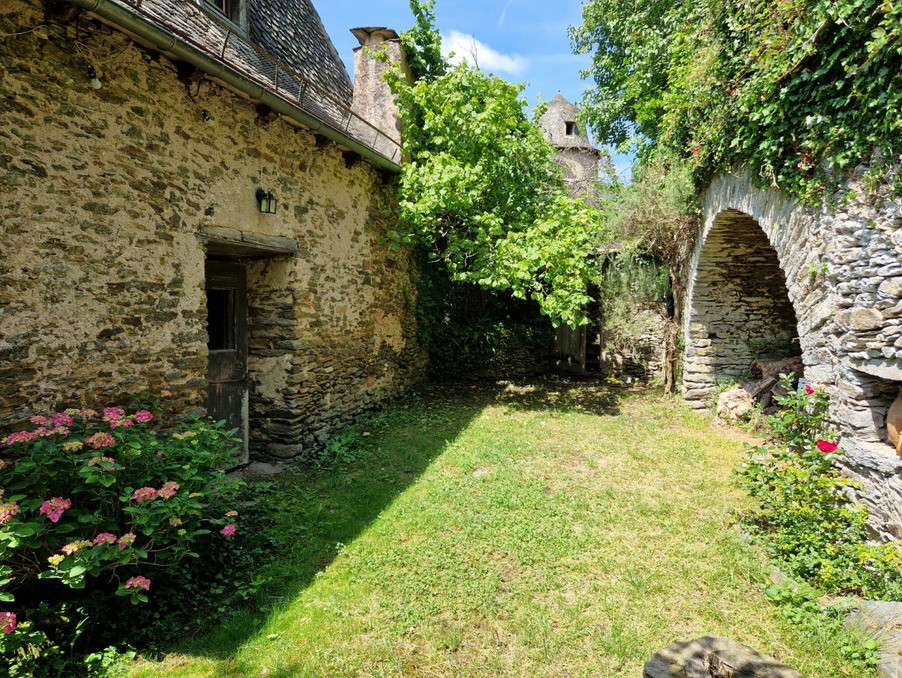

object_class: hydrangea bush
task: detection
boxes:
[0,404,241,669]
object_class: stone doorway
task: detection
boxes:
[205,260,250,465]
[683,209,801,407]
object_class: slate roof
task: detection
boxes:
[249,0,352,104]
[102,0,399,161]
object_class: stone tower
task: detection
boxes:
[538,92,600,197]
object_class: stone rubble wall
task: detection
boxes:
[598,305,668,383]
[0,1,426,459]
[685,171,902,538]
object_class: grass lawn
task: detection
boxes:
[132,379,872,677]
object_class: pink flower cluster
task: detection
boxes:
[132,487,158,503]
[39,497,72,523]
[36,425,69,438]
[132,481,180,502]
[61,540,91,556]
[88,455,117,467]
[0,612,16,634]
[125,575,151,591]
[110,418,134,428]
[5,431,37,446]
[0,502,19,525]
[805,384,815,395]
[134,410,153,423]
[221,523,236,537]
[118,533,136,549]
[52,412,73,428]
[102,407,126,422]
[158,481,180,499]
[816,439,838,453]
[85,432,115,449]
[92,532,117,546]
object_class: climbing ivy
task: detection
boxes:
[573,0,902,201]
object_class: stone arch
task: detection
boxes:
[685,171,902,540]
[683,173,825,408]
[683,209,801,403]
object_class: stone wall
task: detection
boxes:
[0,1,426,459]
[685,171,902,538]
[598,305,668,383]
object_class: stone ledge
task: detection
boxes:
[841,438,902,475]
[199,227,298,258]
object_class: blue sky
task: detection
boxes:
[316,1,633,179]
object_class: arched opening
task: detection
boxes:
[684,209,801,405]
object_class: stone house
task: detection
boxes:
[0,0,427,463]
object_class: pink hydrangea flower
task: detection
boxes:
[134,410,153,423]
[221,523,236,537]
[63,441,84,452]
[0,502,19,524]
[60,540,91,556]
[81,408,98,418]
[29,415,49,426]
[39,497,72,523]
[157,481,180,499]
[125,575,151,591]
[117,533,136,549]
[816,439,838,453]
[169,517,183,527]
[92,532,117,546]
[132,487,158,503]
[87,456,117,468]
[52,412,73,428]
[85,432,115,449]
[6,431,37,446]
[110,418,134,428]
[102,407,126,422]
[0,612,16,634]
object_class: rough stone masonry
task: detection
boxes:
[684,170,902,539]
[0,0,426,461]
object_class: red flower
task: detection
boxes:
[805,384,815,395]
[816,439,838,453]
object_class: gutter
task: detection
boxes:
[69,0,402,173]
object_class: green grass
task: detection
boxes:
[132,379,873,677]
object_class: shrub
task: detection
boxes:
[735,375,902,599]
[0,404,241,672]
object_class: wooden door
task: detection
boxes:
[205,260,249,465]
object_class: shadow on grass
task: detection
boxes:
[161,374,629,666]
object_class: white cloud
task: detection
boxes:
[441,30,529,77]
[498,0,514,26]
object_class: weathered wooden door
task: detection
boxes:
[205,260,249,465]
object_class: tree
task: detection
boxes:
[573,0,902,199]
[388,1,603,328]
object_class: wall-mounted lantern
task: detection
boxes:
[87,64,102,90]
[255,188,277,214]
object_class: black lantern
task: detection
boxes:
[255,188,277,214]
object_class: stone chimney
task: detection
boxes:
[350,27,409,142]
